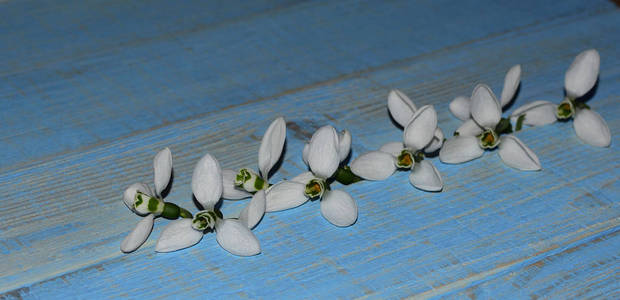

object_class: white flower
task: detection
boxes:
[121,148,191,253]
[510,49,610,147]
[265,125,358,227]
[350,105,443,192]
[222,117,287,199]
[386,89,444,153]
[440,84,542,171]
[450,64,521,126]
[155,153,265,256]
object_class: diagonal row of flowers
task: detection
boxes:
[121,117,288,256]
[219,117,356,227]
[121,117,356,255]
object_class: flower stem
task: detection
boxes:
[333,166,363,185]
[494,117,513,135]
[161,202,193,219]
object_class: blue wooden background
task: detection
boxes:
[1,0,618,298]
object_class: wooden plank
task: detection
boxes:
[1,0,619,298]
[447,230,620,299]
[0,0,609,170]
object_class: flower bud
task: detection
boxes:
[234,168,266,192]
[134,192,164,216]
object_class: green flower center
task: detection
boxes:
[304,179,326,199]
[396,150,414,169]
[556,98,575,120]
[192,210,222,231]
[478,129,500,149]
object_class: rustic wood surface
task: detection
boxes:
[1,0,618,298]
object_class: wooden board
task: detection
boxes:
[1,0,618,298]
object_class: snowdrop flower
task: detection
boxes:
[386,89,444,152]
[440,84,542,171]
[222,117,286,199]
[510,49,610,147]
[265,125,358,227]
[350,105,444,192]
[451,65,521,136]
[155,153,265,256]
[120,148,192,253]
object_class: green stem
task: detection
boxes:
[179,207,193,219]
[161,202,193,219]
[333,166,363,185]
[494,117,513,135]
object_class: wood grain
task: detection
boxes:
[1,0,618,298]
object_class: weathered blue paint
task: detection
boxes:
[0,0,619,298]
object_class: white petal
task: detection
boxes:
[155,219,203,253]
[215,219,261,256]
[439,136,484,164]
[265,180,308,212]
[470,84,501,129]
[565,49,600,98]
[510,101,557,126]
[239,190,266,229]
[290,171,317,184]
[120,214,154,253]
[338,129,352,162]
[302,143,310,166]
[573,109,611,147]
[258,117,286,179]
[455,118,484,137]
[320,190,357,227]
[123,183,152,213]
[409,160,444,192]
[153,147,172,197]
[192,154,223,210]
[379,141,404,157]
[500,64,521,107]
[449,96,471,121]
[222,169,252,200]
[424,127,444,153]
[307,125,340,178]
[403,105,438,150]
[498,135,541,171]
[387,89,417,127]
[350,151,396,180]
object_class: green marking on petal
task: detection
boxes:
[133,191,164,215]
[134,194,143,208]
[234,168,266,192]
[254,177,266,191]
[147,197,159,212]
